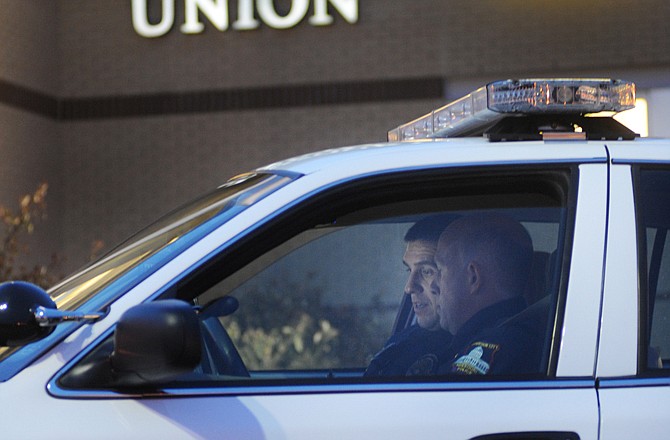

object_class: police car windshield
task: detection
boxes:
[49,173,294,311]
[0,172,294,373]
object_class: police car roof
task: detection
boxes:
[259,79,640,177]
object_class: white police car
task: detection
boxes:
[0,79,666,439]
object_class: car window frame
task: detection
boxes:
[50,164,579,398]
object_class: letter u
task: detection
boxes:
[132,0,175,38]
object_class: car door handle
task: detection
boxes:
[470,432,579,440]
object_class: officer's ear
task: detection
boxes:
[466,261,481,293]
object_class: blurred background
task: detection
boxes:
[0,0,668,280]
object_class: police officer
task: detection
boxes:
[364,214,454,376]
[425,212,543,376]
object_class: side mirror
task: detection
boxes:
[0,281,57,346]
[109,299,202,386]
[0,281,107,347]
[60,299,202,388]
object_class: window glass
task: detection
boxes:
[49,172,291,311]
[188,172,569,382]
[648,232,670,366]
[638,169,670,370]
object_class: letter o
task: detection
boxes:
[256,0,310,29]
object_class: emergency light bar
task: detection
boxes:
[388,79,636,141]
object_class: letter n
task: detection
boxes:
[309,0,358,26]
[181,0,229,34]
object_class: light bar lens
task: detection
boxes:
[488,79,636,113]
[387,78,636,141]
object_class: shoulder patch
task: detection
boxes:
[406,354,438,376]
[451,341,500,375]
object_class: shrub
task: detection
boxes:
[0,183,62,288]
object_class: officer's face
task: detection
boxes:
[403,240,441,331]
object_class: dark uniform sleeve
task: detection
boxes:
[365,327,452,377]
[365,342,405,376]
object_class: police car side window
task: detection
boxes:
[191,171,570,382]
[637,169,670,370]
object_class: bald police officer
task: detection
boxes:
[407,212,544,376]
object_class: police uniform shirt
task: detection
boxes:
[364,325,452,377]
[436,296,543,376]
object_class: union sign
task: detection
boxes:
[132,0,359,38]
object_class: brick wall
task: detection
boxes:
[0,1,62,273]
[2,0,670,275]
[54,0,670,96]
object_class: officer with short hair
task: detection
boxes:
[364,214,454,376]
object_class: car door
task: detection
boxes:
[30,143,606,440]
[597,141,670,439]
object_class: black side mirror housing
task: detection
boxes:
[0,281,57,346]
[60,299,202,388]
[110,299,202,386]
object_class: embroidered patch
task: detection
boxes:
[451,341,500,375]
[406,354,438,376]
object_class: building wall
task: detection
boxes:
[0,1,58,92]
[1,0,670,275]
[56,0,670,95]
[0,1,62,273]
[647,89,670,137]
